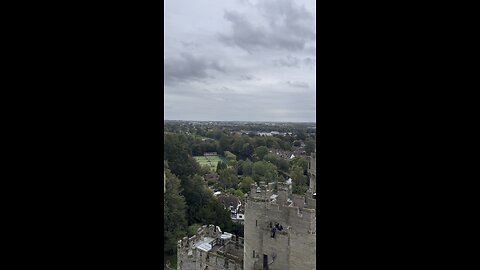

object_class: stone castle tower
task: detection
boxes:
[243,152,317,270]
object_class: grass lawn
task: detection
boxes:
[193,155,222,172]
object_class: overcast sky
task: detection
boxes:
[164,0,316,122]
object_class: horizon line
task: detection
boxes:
[164,119,316,123]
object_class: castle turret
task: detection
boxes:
[244,178,316,270]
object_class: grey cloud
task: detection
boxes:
[259,0,315,39]
[236,0,252,5]
[164,0,316,122]
[220,0,315,52]
[286,80,309,88]
[164,53,225,85]
[165,86,212,97]
[273,55,301,67]
[218,86,235,93]
[238,74,261,81]
[274,55,315,68]
[181,41,199,48]
[218,11,269,53]
[305,45,316,55]
[303,57,316,66]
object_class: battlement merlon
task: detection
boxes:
[287,206,316,233]
[248,182,273,201]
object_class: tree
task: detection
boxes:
[305,139,316,156]
[218,168,239,189]
[196,198,236,236]
[181,174,212,224]
[187,223,202,237]
[239,176,255,193]
[255,146,269,160]
[266,137,280,149]
[216,161,227,173]
[242,159,253,176]
[164,166,188,267]
[291,157,309,174]
[200,164,212,175]
[290,165,307,186]
[264,153,279,165]
[236,160,244,175]
[213,129,223,140]
[219,135,231,153]
[231,136,244,155]
[264,153,289,172]
[164,133,200,180]
[254,137,267,147]
[240,143,254,160]
[277,158,290,172]
[252,160,278,184]
[233,189,245,198]
[290,165,307,194]
[224,151,237,167]
[296,131,307,141]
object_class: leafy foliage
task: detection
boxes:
[216,161,227,173]
[252,160,278,184]
[305,138,316,156]
[255,146,269,160]
[218,168,239,189]
[238,176,255,193]
[164,133,200,180]
[290,164,308,195]
[241,159,253,176]
[164,166,187,264]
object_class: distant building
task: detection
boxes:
[217,195,242,216]
[257,132,272,137]
[232,213,245,225]
[204,152,218,156]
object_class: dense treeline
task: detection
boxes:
[164,120,316,134]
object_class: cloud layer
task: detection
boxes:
[164,0,316,122]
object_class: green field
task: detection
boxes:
[193,155,223,172]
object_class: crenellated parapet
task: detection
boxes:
[177,224,222,250]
